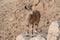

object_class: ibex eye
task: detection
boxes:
[24,6,27,9]
[24,5,32,10]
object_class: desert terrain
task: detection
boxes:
[0,0,60,40]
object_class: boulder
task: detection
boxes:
[47,20,60,40]
[16,34,25,40]
[16,33,46,40]
[16,34,31,40]
[30,34,46,40]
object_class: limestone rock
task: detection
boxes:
[16,33,47,40]
[16,34,25,40]
[47,20,60,40]
[16,34,32,40]
[30,34,46,40]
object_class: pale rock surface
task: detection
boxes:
[47,20,60,40]
[16,34,32,40]
[16,34,25,40]
[30,34,46,40]
[16,33,46,40]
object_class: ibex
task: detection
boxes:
[27,10,41,35]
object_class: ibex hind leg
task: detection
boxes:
[31,24,35,35]
[34,23,39,33]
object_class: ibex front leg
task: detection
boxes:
[26,23,33,35]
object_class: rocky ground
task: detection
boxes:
[0,0,60,40]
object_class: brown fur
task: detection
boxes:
[28,10,41,27]
[27,10,41,34]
